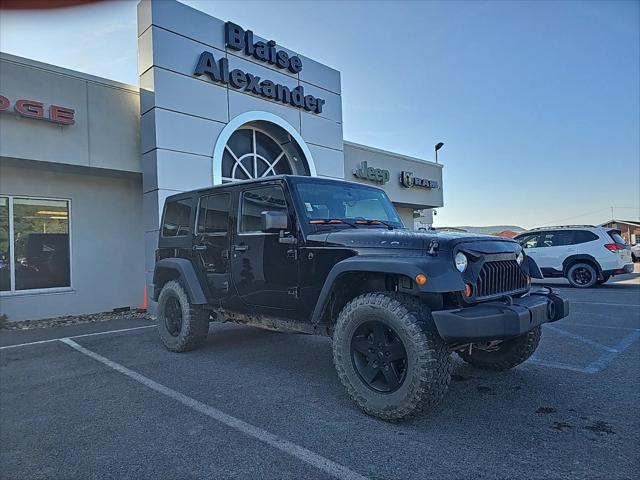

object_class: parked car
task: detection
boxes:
[631,242,640,262]
[514,226,634,288]
[152,175,568,421]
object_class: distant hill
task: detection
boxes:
[439,225,527,236]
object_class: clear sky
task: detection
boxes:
[1,0,638,228]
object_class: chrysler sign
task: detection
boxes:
[194,22,326,114]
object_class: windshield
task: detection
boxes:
[294,180,404,228]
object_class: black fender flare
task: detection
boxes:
[562,254,602,276]
[153,258,208,304]
[526,255,543,279]
[310,255,466,324]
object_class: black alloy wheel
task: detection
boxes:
[566,262,598,288]
[164,296,183,336]
[571,266,593,286]
[351,321,408,393]
[157,280,209,352]
[332,292,452,421]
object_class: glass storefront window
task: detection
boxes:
[0,196,71,293]
[0,197,9,291]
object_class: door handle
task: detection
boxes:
[192,245,207,251]
[233,245,249,252]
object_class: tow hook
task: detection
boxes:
[499,295,514,305]
[547,300,556,320]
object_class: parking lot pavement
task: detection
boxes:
[2,283,639,480]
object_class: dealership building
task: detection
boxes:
[0,0,444,321]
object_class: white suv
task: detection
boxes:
[514,226,634,288]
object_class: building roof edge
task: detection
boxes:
[343,140,443,168]
[0,51,139,94]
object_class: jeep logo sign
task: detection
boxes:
[400,171,439,189]
[352,161,390,184]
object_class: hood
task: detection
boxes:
[309,229,519,253]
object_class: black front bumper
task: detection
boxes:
[432,289,569,343]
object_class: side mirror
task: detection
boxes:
[261,211,288,232]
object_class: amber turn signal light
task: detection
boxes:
[464,283,473,297]
[415,274,428,286]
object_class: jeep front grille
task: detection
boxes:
[476,260,527,298]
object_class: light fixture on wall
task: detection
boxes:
[434,142,444,164]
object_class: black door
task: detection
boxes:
[193,192,231,304]
[230,184,299,311]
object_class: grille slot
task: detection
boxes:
[476,260,527,298]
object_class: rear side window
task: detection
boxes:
[537,230,574,247]
[608,230,627,245]
[197,194,230,234]
[162,198,192,237]
[573,230,598,244]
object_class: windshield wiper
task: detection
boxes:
[355,219,395,230]
[309,219,358,229]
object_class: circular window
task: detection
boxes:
[222,127,297,182]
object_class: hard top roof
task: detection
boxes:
[165,175,386,201]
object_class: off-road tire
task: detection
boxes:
[566,262,598,288]
[332,292,452,422]
[596,275,611,285]
[457,327,541,371]
[157,280,209,352]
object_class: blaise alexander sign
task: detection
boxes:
[194,22,326,114]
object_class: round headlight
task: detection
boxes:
[516,251,524,265]
[454,252,468,272]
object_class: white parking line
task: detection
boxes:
[60,338,368,480]
[572,301,640,308]
[561,322,640,331]
[583,330,640,373]
[0,325,156,350]
[544,324,617,352]
[529,328,640,374]
[527,358,590,373]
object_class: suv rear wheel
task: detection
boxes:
[457,327,541,370]
[566,262,598,288]
[332,292,452,422]
[157,280,209,352]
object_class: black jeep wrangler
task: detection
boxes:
[153,175,568,421]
